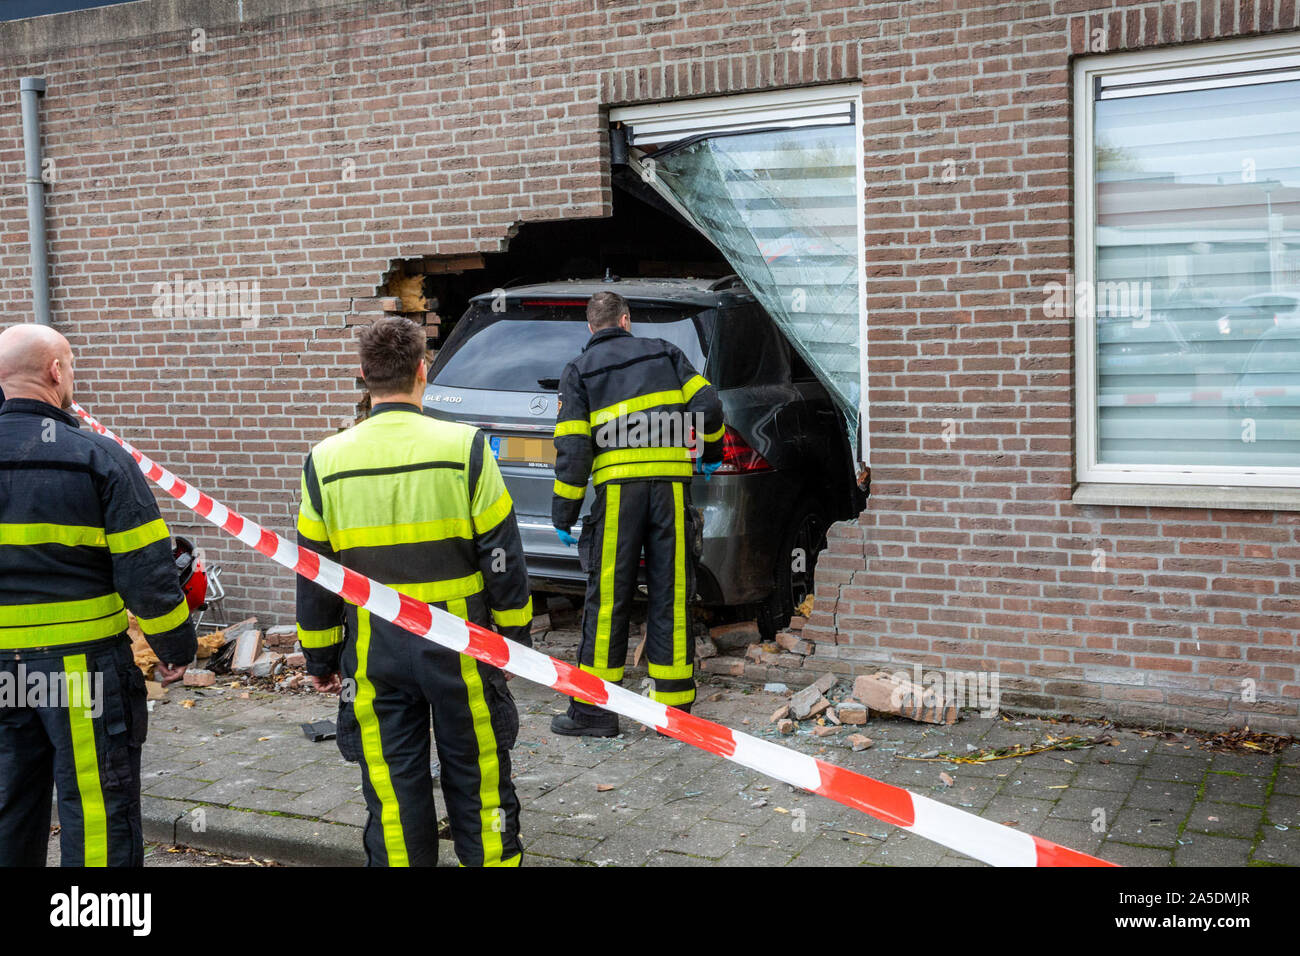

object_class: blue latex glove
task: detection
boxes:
[555,528,578,547]
[695,460,722,481]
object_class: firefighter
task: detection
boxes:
[550,291,724,737]
[0,323,195,867]
[296,316,531,867]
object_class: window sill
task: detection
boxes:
[1072,483,1300,513]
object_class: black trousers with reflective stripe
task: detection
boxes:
[0,637,146,867]
[572,479,696,720]
[336,595,522,867]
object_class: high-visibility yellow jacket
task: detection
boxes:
[551,327,724,532]
[295,402,532,676]
[0,399,196,663]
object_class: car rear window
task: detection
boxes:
[431,300,710,392]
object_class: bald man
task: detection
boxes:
[0,323,196,867]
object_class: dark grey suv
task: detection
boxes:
[422,277,862,636]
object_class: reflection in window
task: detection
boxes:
[1094,79,1300,469]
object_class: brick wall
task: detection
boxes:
[1,0,1296,731]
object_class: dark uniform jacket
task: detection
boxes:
[551,327,724,532]
[295,403,532,677]
[0,398,196,663]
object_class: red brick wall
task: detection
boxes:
[1,0,1296,731]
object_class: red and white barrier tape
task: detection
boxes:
[73,403,1116,867]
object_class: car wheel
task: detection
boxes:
[755,504,826,642]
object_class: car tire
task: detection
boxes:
[755,503,826,642]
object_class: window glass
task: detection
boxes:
[1094,78,1300,469]
[644,124,861,431]
[431,303,708,392]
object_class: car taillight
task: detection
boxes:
[713,426,771,474]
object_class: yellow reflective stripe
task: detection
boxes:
[296,511,328,542]
[457,638,507,866]
[332,518,473,551]
[649,661,694,680]
[672,482,687,669]
[392,573,484,604]
[592,462,693,484]
[473,489,512,535]
[701,424,724,443]
[491,597,533,629]
[592,446,691,471]
[595,483,620,673]
[485,853,522,867]
[137,598,190,636]
[354,610,408,866]
[105,518,169,554]
[0,610,129,649]
[580,662,624,682]
[554,419,590,438]
[589,389,684,426]
[650,687,696,706]
[0,523,105,548]
[297,624,342,649]
[553,479,586,500]
[0,593,123,628]
[64,653,107,867]
[681,374,709,403]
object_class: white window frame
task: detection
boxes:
[1074,34,1300,490]
[610,84,870,465]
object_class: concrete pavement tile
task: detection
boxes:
[1027,818,1106,858]
[1201,771,1270,807]
[1106,808,1180,848]
[142,774,216,799]
[1173,833,1253,867]
[1071,761,1141,791]
[1252,827,1300,865]
[1099,841,1175,866]
[872,832,948,866]
[322,801,369,827]
[580,825,663,866]
[1210,752,1283,776]
[1102,742,1157,765]
[1141,753,1213,784]
[1264,793,1300,828]
[789,833,879,866]
[646,850,713,866]
[718,843,798,866]
[1048,786,1124,822]
[1272,767,1300,795]
[283,781,365,816]
[1126,779,1198,813]
[187,769,301,805]
[981,795,1055,827]
[1183,801,1266,839]
[677,819,748,858]
[525,831,600,862]
[733,814,821,855]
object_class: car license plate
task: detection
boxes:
[492,435,555,468]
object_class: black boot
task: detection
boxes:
[550,708,619,738]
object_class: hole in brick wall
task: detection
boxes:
[374,185,730,354]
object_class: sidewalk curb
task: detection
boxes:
[143,796,366,866]
[142,796,460,866]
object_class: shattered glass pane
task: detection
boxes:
[644,124,861,438]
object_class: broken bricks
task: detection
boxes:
[848,734,873,752]
[852,671,957,725]
[787,671,836,720]
[183,668,216,688]
[837,701,868,725]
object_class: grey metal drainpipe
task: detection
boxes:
[20,77,50,326]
